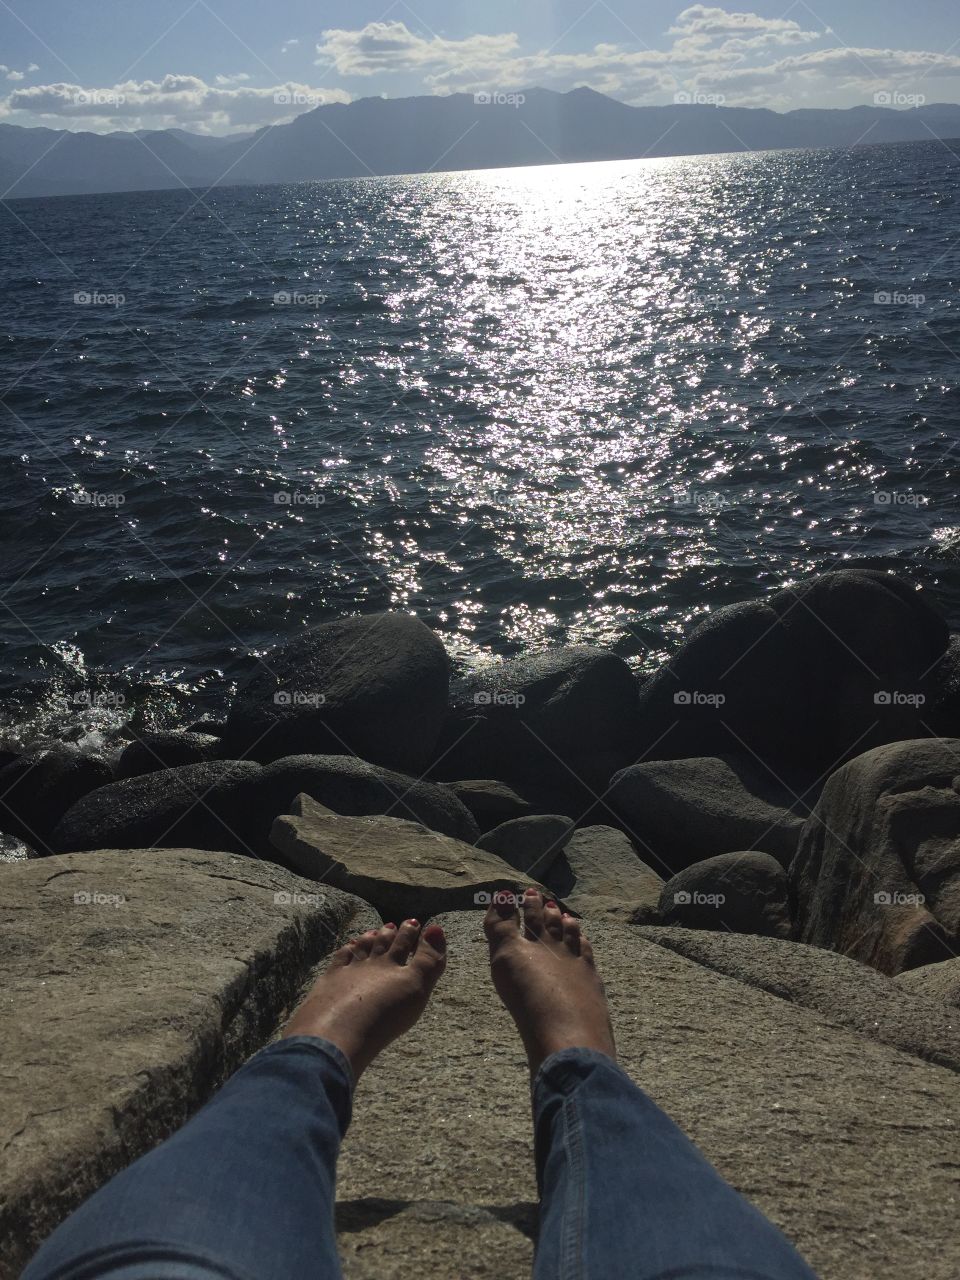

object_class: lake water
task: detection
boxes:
[2,138,959,750]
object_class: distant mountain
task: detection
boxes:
[3,87,960,200]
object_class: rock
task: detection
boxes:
[895,959,960,1009]
[658,852,793,938]
[270,794,554,921]
[186,718,226,736]
[0,834,37,863]
[337,911,960,1279]
[607,755,805,876]
[0,848,372,1277]
[545,825,663,921]
[52,755,478,856]
[475,814,573,878]
[790,739,960,974]
[635,570,948,773]
[0,746,113,853]
[223,613,450,772]
[430,646,639,792]
[636,927,960,1073]
[116,731,222,779]
[446,779,533,828]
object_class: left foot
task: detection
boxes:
[282,919,447,1079]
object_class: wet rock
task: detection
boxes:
[658,852,792,938]
[223,613,450,772]
[475,814,574,878]
[791,739,960,974]
[116,731,221,779]
[608,755,805,876]
[0,746,113,853]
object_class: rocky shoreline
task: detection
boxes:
[3,566,960,1278]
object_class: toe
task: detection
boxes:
[542,898,564,941]
[388,918,421,963]
[561,912,582,955]
[409,923,447,988]
[483,893,521,950]
[352,929,379,959]
[521,887,545,939]
[370,924,396,956]
[580,933,595,965]
[328,943,355,968]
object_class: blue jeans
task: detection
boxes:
[24,1037,817,1280]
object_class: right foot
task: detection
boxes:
[484,888,616,1076]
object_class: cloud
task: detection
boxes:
[696,46,960,96]
[669,5,815,38]
[281,39,299,54]
[0,61,38,82]
[4,75,351,131]
[315,22,519,76]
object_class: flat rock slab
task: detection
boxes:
[0,850,368,1278]
[271,794,556,922]
[337,913,960,1280]
[545,824,664,921]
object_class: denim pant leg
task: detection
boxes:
[531,1048,818,1280]
[23,1036,353,1280]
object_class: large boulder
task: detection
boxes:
[51,755,478,856]
[429,646,639,792]
[894,958,960,1009]
[790,739,960,974]
[116,731,221,779]
[223,613,450,772]
[0,746,113,853]
[475,814,573,878]
[607,755,805,876]
[337,912,960,1279]
[0,849,373,1278]
[658,852,793,938]
[270,794,553,920]
[635,570,948,773]
[545,825,664,921]
[446,779,533,829]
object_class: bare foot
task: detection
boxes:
[282,919,447,1080]
[484,888,616,1076]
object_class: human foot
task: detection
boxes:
[282,919,446,1080]
[484,889,616,1076]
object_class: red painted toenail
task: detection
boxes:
[525,887,538,895]
[406,918,420,927]
[545,900,557,908]
[385,922,397,929]
[423,924,445,949]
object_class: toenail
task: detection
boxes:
[423,924,445,949]
[385,922,397,929]
[545,900,557,908]
[406,918,420,927]
[525,887,538,895]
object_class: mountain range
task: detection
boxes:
[3,86,960,200]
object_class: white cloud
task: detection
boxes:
[315,22,519,76]
[4,75,351,132]
[281,39,299,54]
[669,5,815,38]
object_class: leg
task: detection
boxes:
[485,891,817,1280]
[25,920,446,1280]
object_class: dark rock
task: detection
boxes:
[52,754,478,856]
[429,646,639,793]
[607,755,806,877]
[270,794,554,922]
[475,814,574,878]
[223,613,450,772]
[894,958,960,1009]
[545,825,663,921]
[116,731,222,780]
[446,779,532,828]
[634,570,948,773]
[0,834,37,863]
[790,739,960,974]
[658,852,792,938]
[0,746,113,853]
[185,718,227,737]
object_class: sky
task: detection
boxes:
[1,0,960,134]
